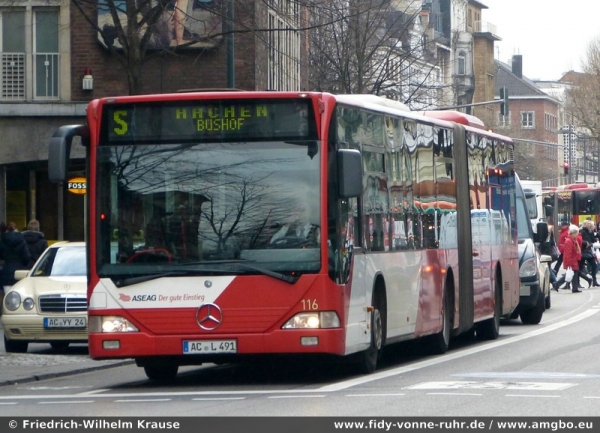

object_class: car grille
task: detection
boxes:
[39,295,87,313]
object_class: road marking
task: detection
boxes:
[113,399,172,402]
[77,389,111,395]
[38,400,94,404]
[267,395,326,399]
[346,394,405,397]
[407,381,576,391]
[318,308,600,392]
[505,394,560,398]
[426,393,483,396]
[191,397,246,401]
[455,372,600,379]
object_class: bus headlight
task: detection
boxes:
[282,312,340,329]
[519,257,538,278]
[89,316,139,333]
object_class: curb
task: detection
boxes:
[0,359,135,387]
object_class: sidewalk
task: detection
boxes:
[1,322,132,387]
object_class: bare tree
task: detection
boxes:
[563,37,600,182]
[308,0,450,109]
[566,38,600,139]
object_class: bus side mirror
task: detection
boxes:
[337,149,362,198]
[544,204,553,219]
[48,125,89,183]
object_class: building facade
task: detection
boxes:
[0,0,308,241]
[494,55,561,184]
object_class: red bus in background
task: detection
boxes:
[546,183,600,227]
[46,92,520,381]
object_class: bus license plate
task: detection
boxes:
[183,340,237,354]
[43,317,86,328]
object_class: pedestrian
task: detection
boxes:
[554,224,583,293]
[0,221,31,293]
[580,220,600,286]
[22,219,48,268]
[553,220,570,274]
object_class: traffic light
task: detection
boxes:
[499,86,509,116]
[564,162,569,175]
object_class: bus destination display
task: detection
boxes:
[102,99,316,144]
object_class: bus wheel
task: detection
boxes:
[477,277,501,340]
[430,288,452,354]
[143,364,179,382]
[355,292,384,374]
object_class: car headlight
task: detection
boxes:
[4,291,21,311]
[519,257,538,278]
[89,316,139,333]
[22,297,35,311]
[282,311,340,329]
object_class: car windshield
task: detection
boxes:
[32,246,86,277]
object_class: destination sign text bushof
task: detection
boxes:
[102,99,316,144]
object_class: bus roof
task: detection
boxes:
[419,110,486,130]
[555,183,593,190]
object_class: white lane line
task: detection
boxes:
[0,402,18,405]
[583,396,600,399]
[426,393,483,396]
[505,394,560,398]
[318,308,600,392]
[77,389,111,395]
[346,394,405,397]
[191,397,246,401]
[267,395,326,399]
[38,401,95,404]
[113,399,172,403]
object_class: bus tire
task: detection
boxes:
[143,364,179,382]
[477,276,501,340]
[520,290,545,325]
[430,286,452,354]
[355,290,385,374]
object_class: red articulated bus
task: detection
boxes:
[47,92,519,381]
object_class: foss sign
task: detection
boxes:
[67,177,86,194]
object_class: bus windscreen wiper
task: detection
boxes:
[113,268,241,287]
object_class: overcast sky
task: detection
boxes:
[482,0,600,81]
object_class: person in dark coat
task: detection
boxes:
[0,221,30,290]
[21,219,48,268]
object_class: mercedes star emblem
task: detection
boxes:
[195,303,223,330]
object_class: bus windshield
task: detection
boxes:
[95,140,321,279]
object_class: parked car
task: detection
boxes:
[2,242,87,353]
